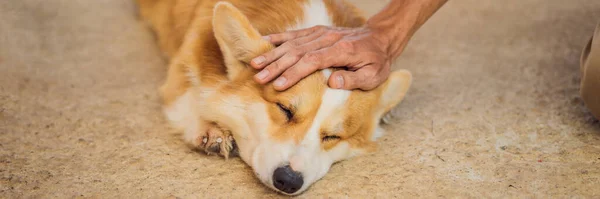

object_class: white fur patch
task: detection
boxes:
[289,0,333,30]
[291,87,351,191]
[321,69,332,79]
[372,126,385,141]
[305,88,350,143]
[164,90,197,130]
[164,90,203,145]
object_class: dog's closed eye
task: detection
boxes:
[322,135,341,142]
[276,102,293,121]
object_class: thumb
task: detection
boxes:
[328,70,364,90]
[328,66,382,90]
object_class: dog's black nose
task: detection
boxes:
[272,165,303,194]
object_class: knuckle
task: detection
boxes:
[356,77,377,90]
[288,50,303,60]
[302,52,321,64]
[279,71,292,80]
[270,61,282,71]
[283,68,304,83]
[286,39,304,47]
[362,68,378,79]
[336,40,354,50]
[285,67,302,79]
[324,32,343,41]
[281,41,295,48]
[344,77,358,89]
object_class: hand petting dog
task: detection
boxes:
[251,0,447,91]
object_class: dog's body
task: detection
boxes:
[137,0,412,195]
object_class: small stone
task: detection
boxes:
[216,138,223,143]
[202,137,208,143]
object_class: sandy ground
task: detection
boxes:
[1,0,600,198]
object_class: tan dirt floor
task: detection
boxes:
[1,0,600,198]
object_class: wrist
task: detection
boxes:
[364,0,447,59]
[366,16,416,60]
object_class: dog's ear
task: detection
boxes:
[376,69,412,114]
[212,2,272,80]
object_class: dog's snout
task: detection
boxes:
[272,165,303,194]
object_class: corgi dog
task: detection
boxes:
[136,0,412,195]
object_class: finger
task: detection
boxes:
[255,33,338,85]
[253,52,303,84]
[250,31,325,70]
[329,64,389,90]
[264,25,324,45]
[272,44,356,91]
[270,45,342,90]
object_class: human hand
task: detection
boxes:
[250,25,396,91]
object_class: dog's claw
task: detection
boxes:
[192,122,238,159]
[207,143,221,154]
[381,111,395,124]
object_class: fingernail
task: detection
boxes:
[262,36,270,41]
[252,56,266,65]
[255,70,269,80]
[273,77,287,88]
[335,75,344,89]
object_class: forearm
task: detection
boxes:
[367,0,447,59]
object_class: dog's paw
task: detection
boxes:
[199,123,238,158]
[186,122,238,158]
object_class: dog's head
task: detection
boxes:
[201,2,412,195]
